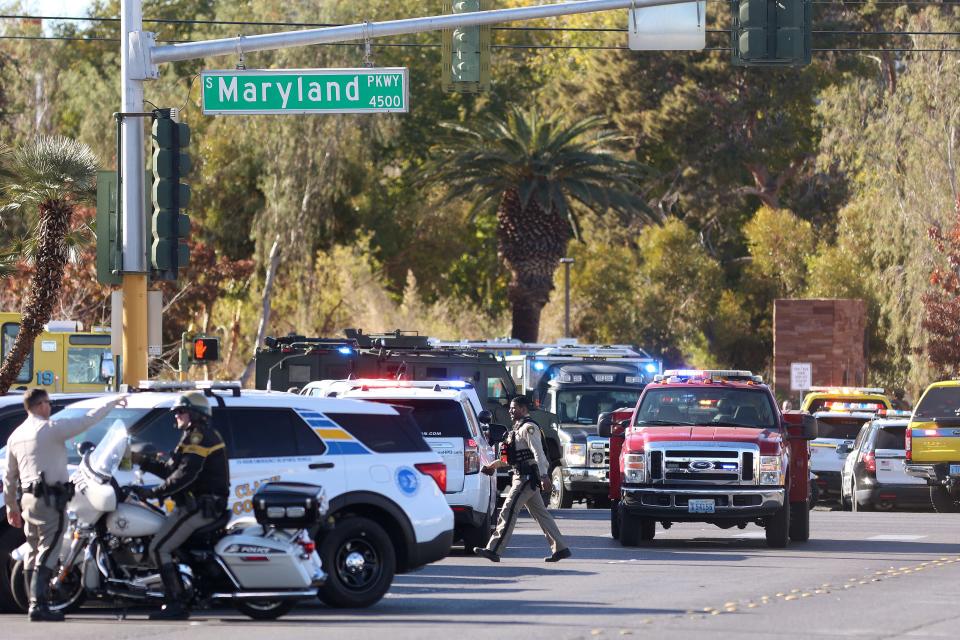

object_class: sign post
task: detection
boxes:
[201,68,409,115]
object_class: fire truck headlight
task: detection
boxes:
[624,454,645,483]
[759,456,782,485]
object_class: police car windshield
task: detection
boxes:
[635,388,777,428]
[556,390,641,424]
[914,387,960,419]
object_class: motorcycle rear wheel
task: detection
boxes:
[10,560,86,613]
[234,599,295,620]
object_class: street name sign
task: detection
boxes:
[201,68,409,115]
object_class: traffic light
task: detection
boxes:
[190,336,220,363]
[150,109,191,280]
[732,0,812,67]
[442,0,491,92]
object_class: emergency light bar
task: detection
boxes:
[822,401,884,412]
[876,409,912,418]
[135,380,243,392]
[656,369,763,384]
[806,386,886,395]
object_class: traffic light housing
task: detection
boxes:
[732,0,812,67]
[442,0,491,92]
[189,336,220,363]
[150,109,191,280]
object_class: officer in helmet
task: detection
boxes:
[133,391,230,620]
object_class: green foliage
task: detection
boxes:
[744,205,814,297]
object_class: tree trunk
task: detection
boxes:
[0,200,73,393]
[240,235,282,387]
[497,189,571,342]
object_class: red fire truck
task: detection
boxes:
[600,369,818,548]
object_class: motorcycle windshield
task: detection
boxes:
[87,421,130,478]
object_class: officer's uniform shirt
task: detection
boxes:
[3,398,121,515]
[512,417,549,477]
[140,421,230,501]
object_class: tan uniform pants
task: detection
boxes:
[149,505,217,567]
[20,493,67,572]
[485,473,568,556]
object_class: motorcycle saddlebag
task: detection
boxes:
[252,482,325,528]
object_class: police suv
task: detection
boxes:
[0,382,454,611]
[301,379,498,549]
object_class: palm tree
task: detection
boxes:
[423,104,649,341]
[0,137,98,393]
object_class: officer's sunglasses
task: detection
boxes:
[173,408,190,415]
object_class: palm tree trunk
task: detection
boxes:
[0,199,73,393]
[497,189,571,342]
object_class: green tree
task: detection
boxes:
[744,205,814,297]
[0,136,98,393]
[423,104,647,341]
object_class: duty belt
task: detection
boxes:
[23,480,74,498]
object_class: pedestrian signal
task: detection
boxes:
[192,337,219,363]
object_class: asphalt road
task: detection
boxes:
[5,508,960,639]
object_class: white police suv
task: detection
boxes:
[0,382,454,610]
[301,379,498,549]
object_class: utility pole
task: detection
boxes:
[560,257,574,338]
[118,0,698,381]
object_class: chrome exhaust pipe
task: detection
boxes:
[210,589,318,600]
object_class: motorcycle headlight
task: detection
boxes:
[565,443,586,466]
[624,453,646,483]
[759,456,782,485]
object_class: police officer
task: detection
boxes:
[3,390,128,622]
[474,396,571,563]
[133,391,230,620]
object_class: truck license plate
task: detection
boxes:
[950,464,960,476]
[688,499,715,514]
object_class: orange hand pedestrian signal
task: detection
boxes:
[191,337,219,363]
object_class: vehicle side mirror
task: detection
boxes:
[836,443,852,456]
[485,423,508,446]
[76,441,96,456]
[100,353,115,380]
[477,410,493,424]
[802,414,818,440]
[597,412,613,437]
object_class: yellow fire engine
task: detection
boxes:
[0,312,113,392]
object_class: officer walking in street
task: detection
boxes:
[133,391,230,621]
[3,390,128,622]
[475,395,571,563]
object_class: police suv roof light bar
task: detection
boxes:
[806,386,886,395]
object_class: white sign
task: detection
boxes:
[628,1,706,51]
[40,340,57,352]
[790,362,812,391]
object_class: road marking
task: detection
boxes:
[730,532,766,539]
[865,534,926,541]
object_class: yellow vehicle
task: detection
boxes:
[1,312,113,393]
[800,387,892,413]
[905,380,960,511]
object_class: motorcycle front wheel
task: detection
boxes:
[10,560,86,613]
[234,599,295,620]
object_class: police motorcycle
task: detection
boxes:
[10,422,328,620]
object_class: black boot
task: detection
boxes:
[149,564,190,621]
[28,566,64,622]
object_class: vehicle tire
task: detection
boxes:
[639,518,656,541]
[460,512,492,550]
[841,479,852,511]
[789,501,810,542]
[851,479,873,512]
[235,600,296,620]
[0,525,26,613]
[317,516,396,609]
[10,560,86,614]
[548,466,573,509]
[618,509,641,547]
[610,500,620,540]
[765,501,790,548]
[929,486,960,513]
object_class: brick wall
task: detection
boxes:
[773,299,867,400]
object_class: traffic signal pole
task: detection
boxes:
[121,0,149,386]
[119,0,699,383]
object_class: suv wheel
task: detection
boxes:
[460,512,492,550]
[765,501,791,548]
[548,466,572,509]
[618,509,641,547]
[789,500,810,542]
[930,486,960,513]
[610,500,620,539]
[0,525,25,612]
[318,516,396,608]
[639,518,656,541]
[852,479,873,512]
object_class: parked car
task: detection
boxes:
[301,379,498,550]
[810,410,875,502]
[0,382,454,611]
[841,411,930,512]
